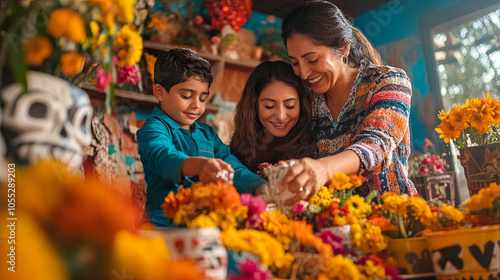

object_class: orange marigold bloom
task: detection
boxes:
[24,36,52,66]
[48,9,86,43]
[61,52,84,76]
[147,12,168,30]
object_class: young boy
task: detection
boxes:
[137,48,268,227]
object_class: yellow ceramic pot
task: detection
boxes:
[424,225,500,280]
[384,236,434,275]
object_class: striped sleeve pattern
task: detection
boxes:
[312,61,417,196]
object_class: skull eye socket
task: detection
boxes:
[28,102,48,118]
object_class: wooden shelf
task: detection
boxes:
[142,41,261,69]
[81,84,219,113]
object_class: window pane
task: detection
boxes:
[432,8,500,111]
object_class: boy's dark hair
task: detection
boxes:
[154,48,213,91]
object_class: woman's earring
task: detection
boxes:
[343,57,348,64]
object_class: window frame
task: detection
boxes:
[419,0,500,113]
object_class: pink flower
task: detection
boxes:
[419,166,430,176]
[241,194,266,228]
[96,68,112,91]
[293,203,306,214]
[315,229,344,255]
[211,36,221,46]
[194,15,204,25]
[240,193,251,206]
[316,217,327,227]
[114,56,140,85]
[421,158,431,165]
[229,259,272,280]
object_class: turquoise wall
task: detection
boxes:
[353,0,467,153]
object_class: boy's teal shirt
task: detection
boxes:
[137,107,267,226]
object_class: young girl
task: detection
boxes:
[230,61,316,173]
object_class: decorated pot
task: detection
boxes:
[384,236,434,275]
[424,225,500,280]
[141,227,228,280]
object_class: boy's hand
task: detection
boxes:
[199,158,234,183]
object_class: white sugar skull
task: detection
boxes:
[1,71,93,170]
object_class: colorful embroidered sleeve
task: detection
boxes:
[347,69,412,179]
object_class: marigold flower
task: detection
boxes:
[47,9,73,37]
[61,52,84,76]
[381,194,410,216]
[113,24,143,67]
[24,36,52,66]
[147,12,168,30]
[48,9,85,43]
[318,255,360,280]
[344,195,372,219]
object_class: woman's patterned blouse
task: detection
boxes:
[312,60,418,196]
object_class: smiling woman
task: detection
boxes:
[278,0,418,204]
[230,61,316,173]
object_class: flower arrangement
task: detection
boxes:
[291,173,372,229]
[435,93,500,148]
[466,182,500,225]
[161,182,252,230]
[205,0,252,32]
[375,192,464,238]
[1,0,143,113]
[0,161,201,280]
[408,153,449,177]
[163,179,401,280]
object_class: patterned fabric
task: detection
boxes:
[312,60,417,196]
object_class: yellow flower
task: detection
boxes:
[186,214,217,228]
[441,203,464,223]
[344,195,372,219]
[381,194,410,216]
[351,223,387,254]
[0,214,67,280]
[409,196,432,224]
[358,260,385,279]
[221,228,293,270]
[329,173,353,191]
[466,97,494,134]
[261,210,290,236]
[448,105,469,131]
[144,52,157,83]
[485,92,500,125]
[147,12,168,30]
[113,24,143,67]
[435,118,461,143]
[24,36,52,66]
[308,186,333,207]
[468,182,500,213]
[318,255,361,280]
[61,52,84,76]
[90,21,107,51]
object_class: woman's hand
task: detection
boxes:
[278,151,361,206]
[198,158,234,183]
[278,157,332,206]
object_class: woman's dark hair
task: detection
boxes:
[230,61,316,172]
[281,0,382,66]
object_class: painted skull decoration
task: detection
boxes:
[1,71,93,170]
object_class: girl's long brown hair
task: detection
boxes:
[230,61,316,172]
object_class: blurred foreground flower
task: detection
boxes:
[0,161,201,280]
